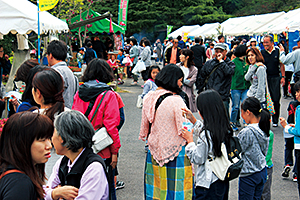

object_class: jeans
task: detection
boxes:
[261,167,273,200]
[195,180,229,200]
[104,158,117,200]
[285,138,297,174]
[239,167,267,200]
[230,89,248,123]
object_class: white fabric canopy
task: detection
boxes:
[224,12,285,36]
[189,23,220,37]
[0,0,69,35]
[221,16,253,36]
[168,25,200,38]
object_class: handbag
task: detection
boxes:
[132,60,146,74]
[86,90,113,154]
[136,81,153,109]
[208,136,243,181]
[265,79,275,115]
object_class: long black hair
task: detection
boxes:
[196,89,233,157]
[155,64,183,94]
[180,48,194,68]
[241,97,270,136]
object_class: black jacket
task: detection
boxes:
[164,46,181,64]
[197,57,235,101]
[191,44,206,68]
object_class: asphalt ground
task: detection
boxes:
[45,74,299,200]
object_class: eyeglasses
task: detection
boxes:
[0,51,3,52]
[174,42,178,44]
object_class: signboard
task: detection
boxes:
[118,0,129,30]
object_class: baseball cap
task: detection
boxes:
[214,43,227,50]
[294,36,300,42]
[79,47,85,51]
[250,38,257,43]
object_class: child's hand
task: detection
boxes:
[280,117,287,128]
[180,128,193,143]
[181,108,196,124]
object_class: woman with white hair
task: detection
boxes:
[44,110,109,200]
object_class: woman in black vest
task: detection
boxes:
[44,110,109,200]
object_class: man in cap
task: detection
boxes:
[295,36,300,48]
[249,38,261,50]
[196,43,235,115]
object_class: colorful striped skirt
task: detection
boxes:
[144,146,193,200]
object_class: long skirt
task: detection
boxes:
[144,146,193,200]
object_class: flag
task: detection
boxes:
[39,0,59,11]
[110,18,114,33]
[118,0,129,30]
[166,25,173,39]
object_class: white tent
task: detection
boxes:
[221,16,253,35]
[253,9,300,34]
[168,25,200,38]
[0,0,69,36]
[224,12,285,36]
[188,23,220,37]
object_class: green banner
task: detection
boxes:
[118,0,129,31]
[166,25,173,39]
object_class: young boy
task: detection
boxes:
[77,47,85,68]
[282,86,300,181]
[280,81,300,197]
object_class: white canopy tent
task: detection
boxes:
[253,9,300,34]
[0,0,69,36]
[224,12,285,36]
[168,25,200,38]
[188,23,220,37]
[221,16,253,36]
[0,0,69,93]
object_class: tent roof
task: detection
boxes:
[0,0,69,35]
[224,11,285,36]
[168,25,200,38]
[70,9,125,34]
[189,23,220,37]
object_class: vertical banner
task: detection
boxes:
[166,25,173,39]
[118,0,129,30]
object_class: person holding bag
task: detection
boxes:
[244,48,267,108]
[181,89,232,200]
[72,58,121,200]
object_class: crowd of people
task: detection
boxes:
[1,32,300,200]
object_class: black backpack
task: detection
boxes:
[224,136,244,181]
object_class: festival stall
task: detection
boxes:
[167,25,200,39]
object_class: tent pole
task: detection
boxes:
[37,0,41,64]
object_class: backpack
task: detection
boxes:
[209,136,244,181]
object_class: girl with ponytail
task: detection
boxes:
[32,68,68,121]
[238,97,270,199]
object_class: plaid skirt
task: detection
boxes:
[144,146,193,200]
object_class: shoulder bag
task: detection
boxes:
[85,90,113,153]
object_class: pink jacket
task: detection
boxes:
[72,90,121,159]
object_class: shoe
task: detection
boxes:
[118,81,124,85]
[273,124,278,127]
[282,165,291,178]
[293,174,298,182]
[115,180,125,190]
[131,82,137,86]
[141,85,144,88]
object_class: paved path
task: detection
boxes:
[46,76,299,200]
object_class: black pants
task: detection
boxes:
[141,67,149,81]
[283,71,293,96]
[267,76,281,124]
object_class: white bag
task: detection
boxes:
[136,95,143,109]
[92,127,113,154]
[132,60,146,74]
[209,143,232,181]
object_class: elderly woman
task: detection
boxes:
[44,110,109,200]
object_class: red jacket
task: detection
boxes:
[72,90,121,159]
